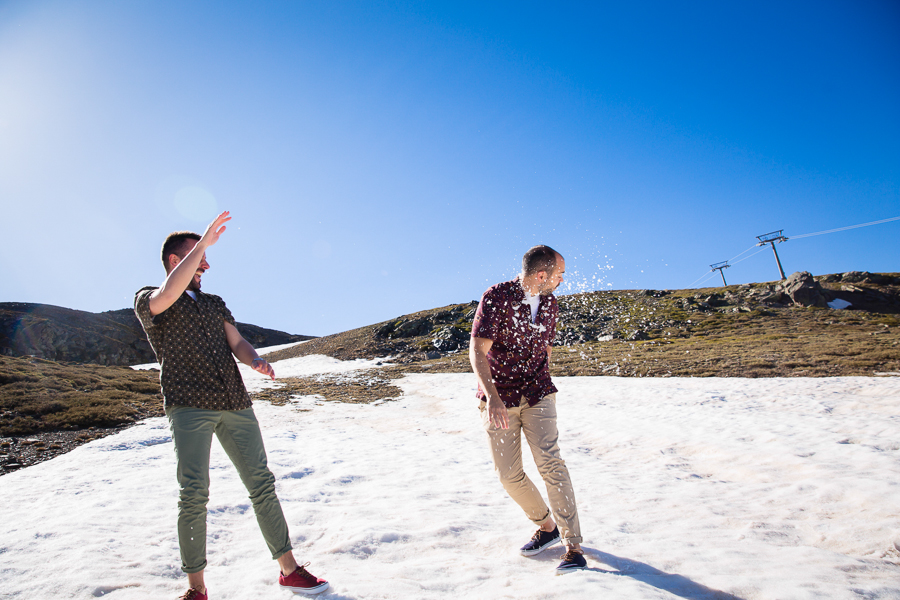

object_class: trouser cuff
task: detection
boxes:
[272,544,293,561]
[529,509,552,526]
[182,560,207,574]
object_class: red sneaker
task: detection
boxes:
[279,563,329,595]
[178,588,207,600]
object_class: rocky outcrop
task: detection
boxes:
[780,272,830,308]
[375,317,434,339]
[0,303,312,366]
[432,326,469,351]
[841,271,889,284]
[375,302,478,348]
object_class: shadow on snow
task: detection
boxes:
[585,548,745,600]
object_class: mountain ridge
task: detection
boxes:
[0,302,314,366]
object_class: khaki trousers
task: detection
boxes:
[480,393,582,545]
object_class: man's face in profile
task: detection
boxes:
[539,256,565,295]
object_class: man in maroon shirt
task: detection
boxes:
[470,245,586,574]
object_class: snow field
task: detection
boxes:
[0,359,898,599]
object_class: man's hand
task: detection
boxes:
[470,336,509,428]
[251,358,275,380]
[149,211,233,316]
[486,395,509,429]
[225,322,275,379]
[200,211,231,249]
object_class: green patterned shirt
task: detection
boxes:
[134,287,251,411]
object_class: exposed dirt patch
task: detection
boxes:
[1,425,132,475]
[253,370,404,406]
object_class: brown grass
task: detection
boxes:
[543,307,900,378]
[3,278,899,444]
[264,278,900,380]
[267,299,899,380]
[0,356,163,436]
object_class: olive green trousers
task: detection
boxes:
[166,406,292,573]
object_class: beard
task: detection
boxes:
[188,272,203,291]
[539,281,559,296]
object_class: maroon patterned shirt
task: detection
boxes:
[472,278,559,408]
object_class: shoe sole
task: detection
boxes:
[555,565,586,575]
[520,537,561,557]
[281,582,330,595]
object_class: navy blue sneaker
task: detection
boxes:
[556,549,586,574]
[520,526,561,556]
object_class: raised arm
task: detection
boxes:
[148,211,231,316]
[469,336,509,429]
[224,321,275,380]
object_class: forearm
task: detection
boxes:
[231,336,260,366]
[469,346,501,401]
[470,337,508,428]
[224,320,274,379]
[155,242,208,300]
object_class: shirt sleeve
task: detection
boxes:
[134,287,159,330]
[213,294,237,327]
[472,287,500,340]
[548,298,559,347]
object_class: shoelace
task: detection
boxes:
[179,589,204,600]
[561,549,583,562]
[291,562,314,580]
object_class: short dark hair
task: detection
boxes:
[522,245,562,276]
[161,231,201,271]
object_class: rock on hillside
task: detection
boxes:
[554,271,900,344]
[0,303,314,366]
[264,272,900,378]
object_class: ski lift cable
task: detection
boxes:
[689,269,720,289]
[690,243,760,288]
[727,244,760,263]
[692,215,898,287]
[730,246,769,266]
[689,270,715,288]
[696,271,719,287]
[790,215,900,240]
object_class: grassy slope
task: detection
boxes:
[3,273,899,441]
[0,356,163,437]
[265,277,900,378]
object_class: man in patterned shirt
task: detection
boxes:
[135,211,328,599]
[469,245,586,574]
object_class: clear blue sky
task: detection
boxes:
[1,1,898,336]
